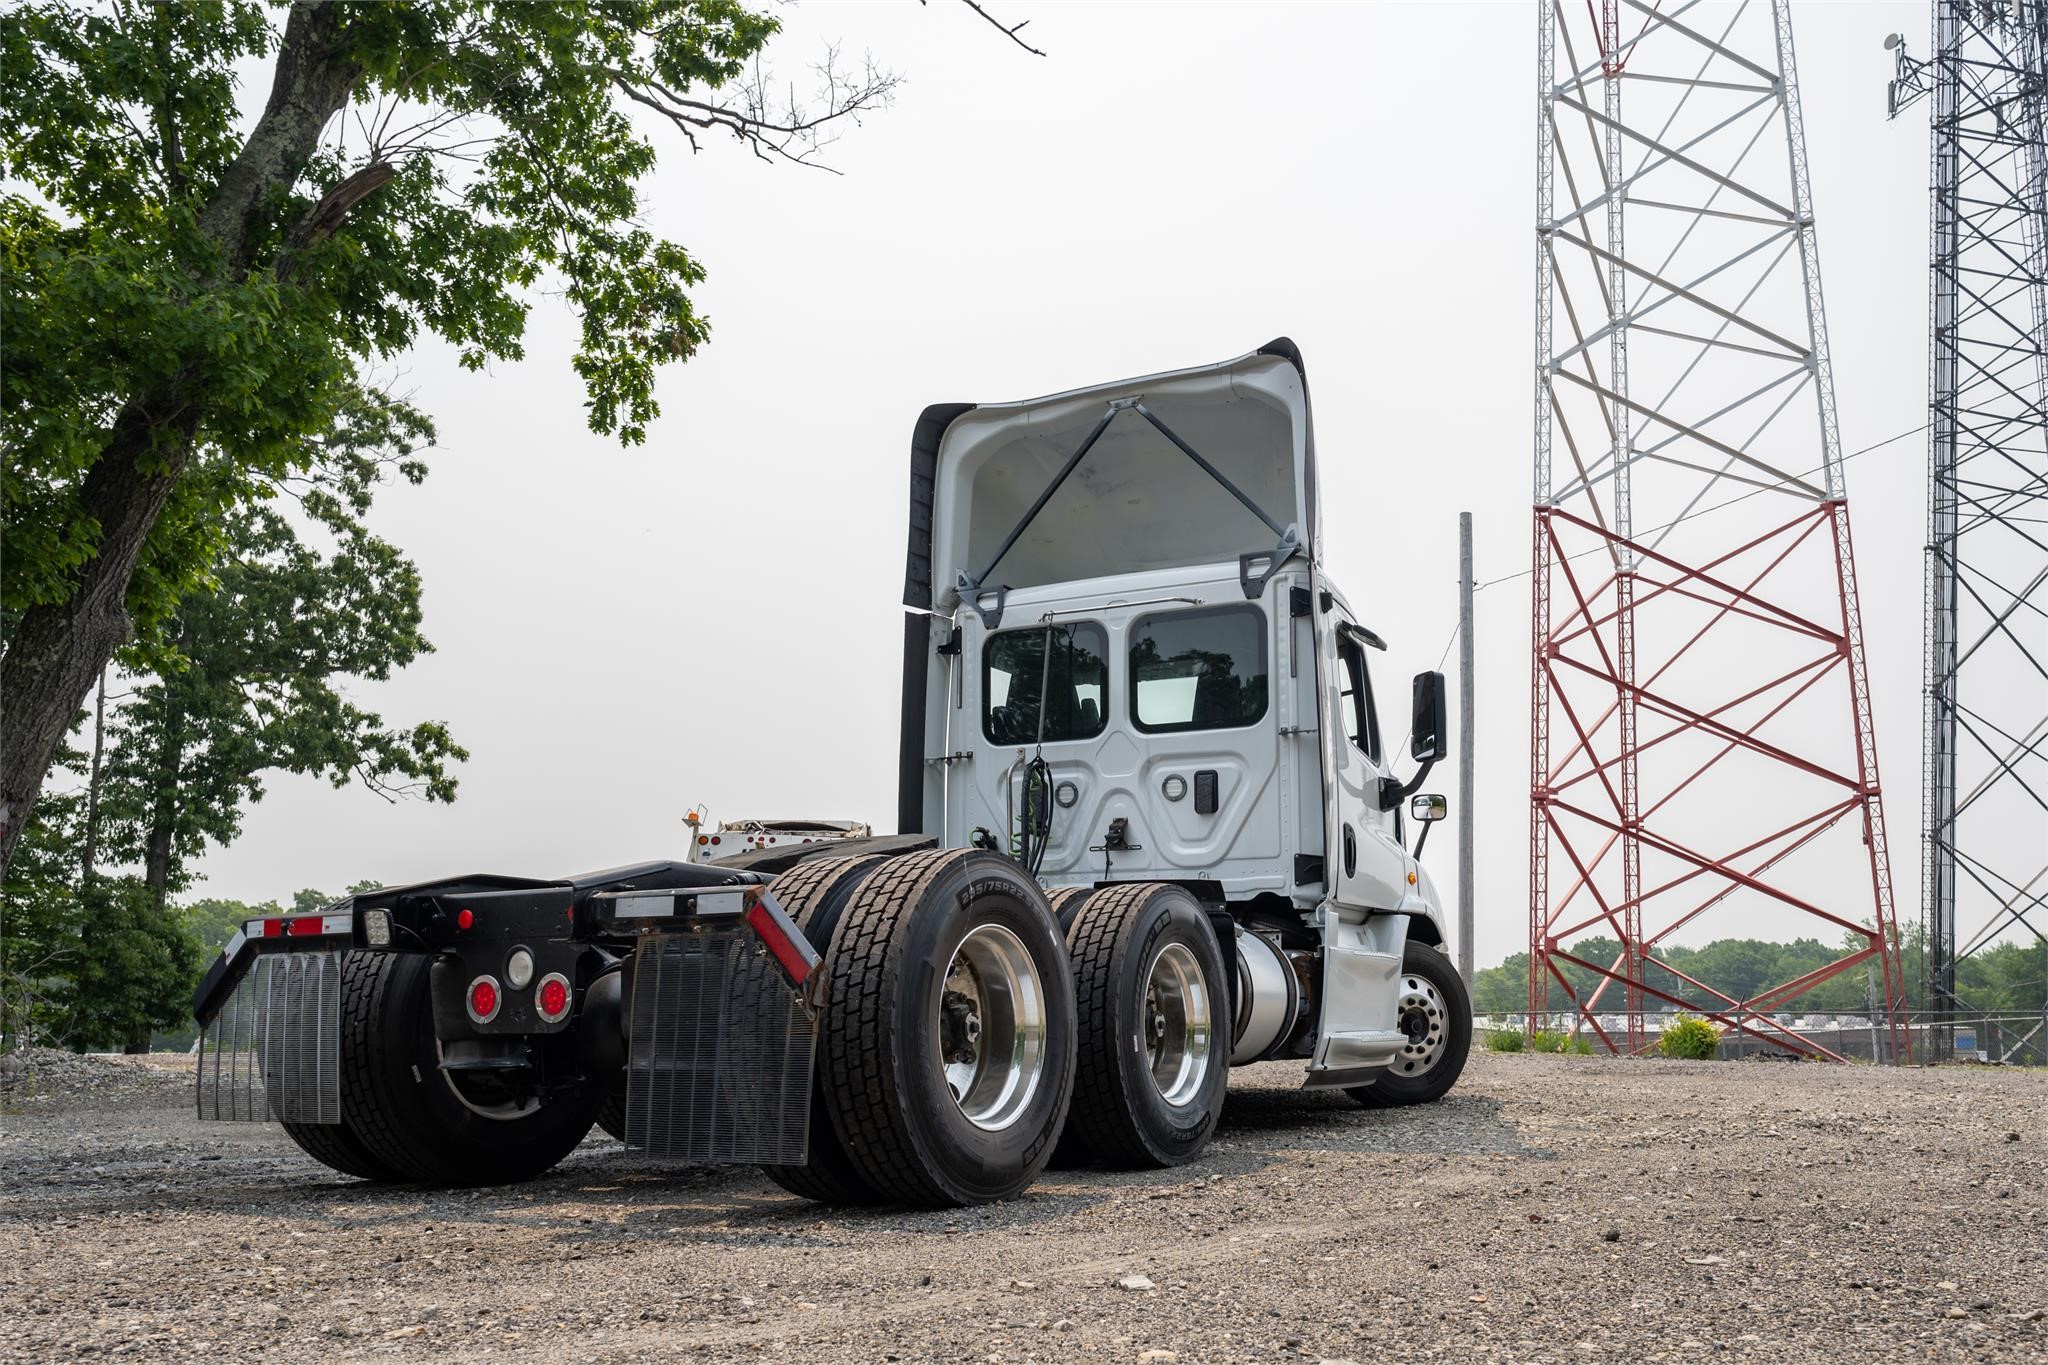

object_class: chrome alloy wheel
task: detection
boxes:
[1142,942,1213,1106]
[937,923,1048,1131]
[1392,973,1448,1076]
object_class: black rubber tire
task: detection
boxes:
[279,1116,403,1181]
[336,951,602,1186]
[1062,883,1229,1168]
[756,854,891,1206]
[595,1083,626,1142]
[1041,886,1103,1168]
[817,849,1076,1206]
[1346,940,1472,1109]
[1045,884,1094,934]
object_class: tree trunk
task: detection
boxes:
[1,401,200,871]
[81,667,108,885]
[143,696,185,916]
[0,0,362,876]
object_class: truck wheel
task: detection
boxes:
[818,849,1076,1206]
[1062,883,1228,1167]
[337,951,602,1186]
[757,854,890,1205]
[1346,941,1471,1109]
[279,1117,403,1181]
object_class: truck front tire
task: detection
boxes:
[334,951,602,1186]
[1061,884,1229,1168]
[1345,940,1471,1109]
[816,849,1077,1206]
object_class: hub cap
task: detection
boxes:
[1393,974,1447,1076]
[937,923,1047,1131]
[1143,942,1213,1107]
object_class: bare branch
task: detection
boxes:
[607,46,900,172]
[933,0,1047,57]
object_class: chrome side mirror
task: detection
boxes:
[1410,793,1447,823]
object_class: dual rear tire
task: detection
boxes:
[1059,883,1229,1168]
[278,951,602,1186]
[771,849,1078,1206]
[766,865,1230,1206]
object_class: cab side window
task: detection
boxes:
[1336,634,1383,764]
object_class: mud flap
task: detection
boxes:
[624,928,818,1164]
[195,951,343,1123]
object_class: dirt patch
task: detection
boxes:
[0,1052,2041,1362]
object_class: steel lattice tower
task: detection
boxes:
[1889,3,2048,1045]
[1529,0,1907,1061]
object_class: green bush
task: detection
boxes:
[1485,1028,1527,1052]
[1527,1029,1593,1055]
[1659,1016,1720,1060]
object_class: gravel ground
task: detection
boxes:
[1,1050,2041,1363]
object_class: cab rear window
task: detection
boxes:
[1129,605,1268,733]
[984,623,1109,745]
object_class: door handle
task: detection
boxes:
[1342,825,1357,879]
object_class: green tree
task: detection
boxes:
[95,393,464,913]
[0,757,203,1051]
[1,0,1031,871]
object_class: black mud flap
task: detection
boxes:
[624,927,818,1164]
[195,951,344,1123]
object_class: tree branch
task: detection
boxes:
[281,160,395,259]
[937,0,1047,57]
[606,46,899,172]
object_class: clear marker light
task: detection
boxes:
[362,909,392,947]
[506,948,535,990]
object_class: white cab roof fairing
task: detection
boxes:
[905,340,1321,616]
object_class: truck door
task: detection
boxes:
[1318,590,1409,912]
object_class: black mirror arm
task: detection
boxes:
[1412,821,1433,860]
[1378,757,1440,811]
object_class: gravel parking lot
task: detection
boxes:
[1,1049,2041,1363]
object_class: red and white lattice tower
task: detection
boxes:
[1529,0,1906,1061]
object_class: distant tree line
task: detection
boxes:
[1471,926,2048,1019]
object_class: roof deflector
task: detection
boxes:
[954,397,1301,628]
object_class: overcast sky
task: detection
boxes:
[187,0,1948,969]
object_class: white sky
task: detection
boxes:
[190,0,1949,970]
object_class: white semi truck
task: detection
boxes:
[192,339,1472,1206]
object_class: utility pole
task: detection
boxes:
[1458,512,1475,986]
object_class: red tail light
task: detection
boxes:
[466,975,501,1024]
[535,973,572,1023]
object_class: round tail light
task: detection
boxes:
[535,973,572,1024]
[466,975,501,1024]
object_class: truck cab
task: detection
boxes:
[901,339,1457,1084]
